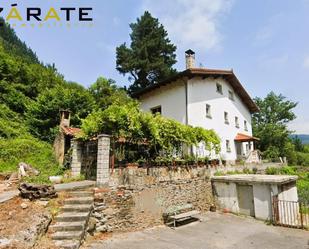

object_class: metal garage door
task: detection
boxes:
[237,184,255,217]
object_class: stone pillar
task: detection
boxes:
[71,139,82,177]
[97,134,110,186]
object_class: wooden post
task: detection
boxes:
[300,202,304,229]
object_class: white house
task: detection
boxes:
[133,50,260,163]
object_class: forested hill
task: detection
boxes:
[0,20,129,181]
[0,17,38,64]
[0,20,93,180]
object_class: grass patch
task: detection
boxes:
[0,136,62,183]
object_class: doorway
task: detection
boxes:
[237,184,255,217]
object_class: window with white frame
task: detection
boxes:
[244,120,248,131]
[226,140,231,152]
[206,104,212,118]
[224,112,229,124]
[235,116,239,128]
[228,90,234,101]
[216,83,223,94]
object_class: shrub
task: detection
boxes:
[296,152,309,166]
[265,167,279,175]
[263,146,280,161]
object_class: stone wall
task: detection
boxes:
[92,166,213,233]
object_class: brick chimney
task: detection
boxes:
[60,110,71,127]
[185,49,195,69]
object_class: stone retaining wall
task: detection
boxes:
[92,166,213,233]
[91,163,284,233]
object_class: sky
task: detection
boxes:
[2,0,309,134]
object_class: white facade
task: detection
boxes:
[187,77,252,161]
[139,76,254,162]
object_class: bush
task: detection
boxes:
[265,167,279,175]
[263,146,280,161]
[297,179,309,204]
[296,152,309,166]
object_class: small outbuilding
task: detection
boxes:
[211,174,298,222]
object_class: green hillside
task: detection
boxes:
[0,20,93,182]
[0,19,129,182]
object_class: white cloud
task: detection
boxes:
[303,56,309,69]
[141,0,234,51]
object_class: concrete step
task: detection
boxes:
[61,204,93,212]
[50,221,86,232]
[54,180,95,192]
[65,197,94,205]
[52,231,83,240]
[56,212,89,222]
[69,191,93,198]
[54,240,80,249]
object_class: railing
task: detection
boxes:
[272,196,309,229]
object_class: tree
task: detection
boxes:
[26,83,96,142]
[292,135,304,152]
[116,11,177,95]
[252,92,297,161]
[89,77,130,110]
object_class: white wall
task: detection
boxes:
[138,76,254,161]
[139,79,187,124]
[278,182,298,202]
[187,77,253,161]
[213,182,239,213]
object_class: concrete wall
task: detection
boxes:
[212,182,239,213]
[187,77,252,161]
[213,180,299,222]
[278,182,298,202]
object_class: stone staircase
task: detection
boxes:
[50,190,94,249]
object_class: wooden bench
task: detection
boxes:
[164,204,200,228]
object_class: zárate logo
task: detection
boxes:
[0,3,93,28]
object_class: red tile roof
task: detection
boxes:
[61,126,82,137]
[132,68,259,113]
[235,133,259,142]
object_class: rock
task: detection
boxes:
[99,217,108,224]
[96,225,108,232]
[36,200,49,207]
[94,204,106,211]
[18,183,57,200]
[21,203,28,209]
[18,162,40,178]
[87,217,97,234]
[0,238,12,247]
[8,172,19,182]
[93,212,103,219]
[49,176,63,184]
